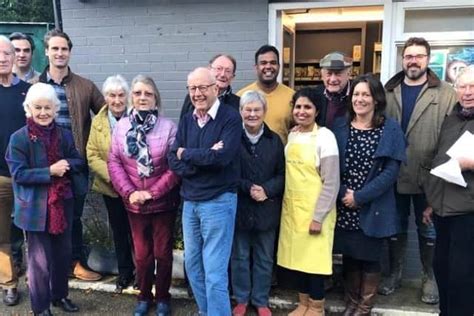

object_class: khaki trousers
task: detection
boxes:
[0,176,18,288]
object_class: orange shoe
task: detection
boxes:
[72,261,102,281]
[232,303,247,316]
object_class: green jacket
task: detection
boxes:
[86,105,117,197]
[385,69,457,194]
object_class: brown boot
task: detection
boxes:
[288,293,309,316]
[72,261,102,281]
[354,272,381,316]
[305,298,325,316]
[343,267,361,316]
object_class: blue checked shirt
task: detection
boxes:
[46,73,72,130]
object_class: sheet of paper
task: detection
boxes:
[430,158,467,187]
[446,131,474,158]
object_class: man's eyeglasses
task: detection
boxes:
[187,83,216,94]
[403,54,428,61]
[211,66,234,76]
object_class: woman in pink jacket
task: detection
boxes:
[108,75,179,316]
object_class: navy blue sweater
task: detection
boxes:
[0,80,30,177]
[168,102,241,201]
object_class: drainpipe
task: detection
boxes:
[52,0,62,30]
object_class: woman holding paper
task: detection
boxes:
[423,65,474,316]
[332,74,406,316]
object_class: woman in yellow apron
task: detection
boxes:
[278,88,340,316]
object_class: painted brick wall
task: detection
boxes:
[60,0,268,120]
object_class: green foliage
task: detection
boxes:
[173,204,184,250]
[83,193,115,251]
[0,0,54,23]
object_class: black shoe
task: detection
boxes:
[3,288,19,306]
[115,275,133,293]
[35,308,53,316]
[14,263,26,277]
[52,298,79,312]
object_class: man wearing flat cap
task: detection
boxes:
[314,51,352,129]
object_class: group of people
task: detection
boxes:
[0,26,472,316]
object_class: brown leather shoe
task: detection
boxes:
[72,261,102,281]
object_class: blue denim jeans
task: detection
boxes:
[396,193,436,239]
[231,228,276,307]
[183,192,237,316]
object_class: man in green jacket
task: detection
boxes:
[382,37,457,304]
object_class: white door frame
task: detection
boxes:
[269,0,473,84]
[389,0,474,77]
[269,1,392,82]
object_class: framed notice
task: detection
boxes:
[429,46,474,84]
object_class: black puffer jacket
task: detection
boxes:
[237,124,285,231]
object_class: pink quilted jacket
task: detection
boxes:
[108,115,180,214]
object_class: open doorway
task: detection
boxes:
[279,5,384,90]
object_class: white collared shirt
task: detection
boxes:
[193,99,221,128]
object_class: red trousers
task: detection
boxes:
[128,210,175,303]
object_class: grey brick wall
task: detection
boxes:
[62,0,424,281]
[60,0,268,121]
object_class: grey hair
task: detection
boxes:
[239,90,267,112]
[455,64,474,88]
[0,35,15,54]
[102,74,129,95]
[129,74,161,110]
[23,83,60,118]
[187,67,216,84]
[102,74,130,108]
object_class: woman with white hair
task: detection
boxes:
[6,82,84,315]
[231,90,285,316]
[86,74,135,293]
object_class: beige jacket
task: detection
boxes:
[385,69,457,194]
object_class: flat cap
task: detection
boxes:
[319,52,352,70]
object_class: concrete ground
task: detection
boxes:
[0,275,439,315]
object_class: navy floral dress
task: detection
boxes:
[335,125,384,260]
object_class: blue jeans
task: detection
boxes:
[183,192,237,316]
[231,228,276,307]
[396,193,436,239]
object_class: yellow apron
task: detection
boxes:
[277,127,336,275]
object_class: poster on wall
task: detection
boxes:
[430,46,474,85]
[429,50,448,80]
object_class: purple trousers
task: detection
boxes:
[26,200,73,313]
[128,210,175,303]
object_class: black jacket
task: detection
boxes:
[424,104,474,217]
[313,83,351,129]
[179,87,240,121]
[237,124,285,231]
